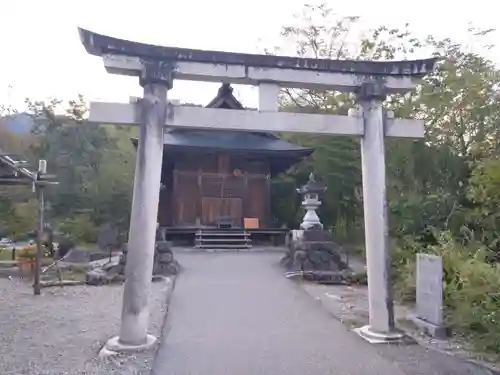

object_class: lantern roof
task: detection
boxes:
[297,173,327,195]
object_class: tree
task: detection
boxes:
[268,4,426,232]
[26,96,117,217]
[414,28,500,158]
[3,201,37,242]
[267,3,500,244]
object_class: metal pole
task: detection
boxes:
[33,187,44,295]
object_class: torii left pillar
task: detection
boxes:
[103,61,172,354]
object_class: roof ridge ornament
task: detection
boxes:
[219,83,233,95]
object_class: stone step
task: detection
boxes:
[195,231,250,237]
[195,238,252,243]
[194,244,252,249]
[195,229,253,249]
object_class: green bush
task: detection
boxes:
[57,215,98,244]
[393,232,500,353]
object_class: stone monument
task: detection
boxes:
[409,253,450,338]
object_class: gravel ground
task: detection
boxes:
[0,277,173,375]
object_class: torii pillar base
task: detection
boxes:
[98,335,157,358]
[353,325,405,344]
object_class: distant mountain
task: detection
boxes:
[1,113,34,134]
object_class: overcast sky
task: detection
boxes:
[1,0,498,110]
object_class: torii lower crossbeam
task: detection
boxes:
[89,101,424,138]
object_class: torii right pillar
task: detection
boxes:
[354,81,400,343]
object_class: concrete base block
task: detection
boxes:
[353,325,406,344]
[408,314,451,339]
[99,334,157,358]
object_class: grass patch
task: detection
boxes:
[0,249,13,261]
[341,317,366,328]
[393,233,500,355]
[75,243,100,252]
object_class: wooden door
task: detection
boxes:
[246,176,269,224]
[221,198,243,226]
[200,173,244,226]
[201,198,222,225]
[174,172,199,226]
[201,197,243,226]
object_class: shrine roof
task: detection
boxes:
[131,83,313,157]
[158,129,313,155]
[79,28,436,77]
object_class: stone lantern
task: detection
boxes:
[296,173,327,230]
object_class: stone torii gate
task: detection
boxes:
[78,28,436,352]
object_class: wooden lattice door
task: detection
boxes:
[174,172,199,226]
[200,174,245,226]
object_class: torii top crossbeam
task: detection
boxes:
[78,28,435,93]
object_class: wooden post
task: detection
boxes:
[197,168,202,226]
[33,159,47,296]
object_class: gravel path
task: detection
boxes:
[0,277,172,375]
[152,252,408,375]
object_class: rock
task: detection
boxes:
[152,275,165,282]
[63,249,92,263]
[281,228,352,284]
[302,269,353,284]
[86,239,180,286]
[157,252,173,264]
[101,262,118,272]
[114,264,125,275]
[89,252,110,262]
[154,260,180,276]
[110,273,125,283]
[156,241,173,253]
[119,253,127,266]
[85,263,126,286]
[86,269,108,286]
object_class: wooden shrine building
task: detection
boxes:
[132,84,313,247]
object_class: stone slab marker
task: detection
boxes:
[409,254,450,338]
[78,27,437,349]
